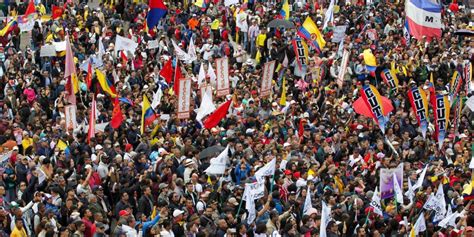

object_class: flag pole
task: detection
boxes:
[235,195,244,219]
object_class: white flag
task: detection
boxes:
[95,122,109,133]
[412,165,428,191]
[433,183,447,222]
[195,88,216,121]
[411,212,426,236]
[245,188,256,224]
[303,187,312,215]
[115,35,138,56]
[98,37,106,58]
[320,201,331,237]
[197,63,206,86]
[405,178,415,203]
[255,158,276,178]
[151,87,163,110]
[187,39,197,64]
[438,205,459,228]
[393,173,404,204]
[204,145,229,174]
[469,153,474,169]
[370,187,384,217]
[18,18,35,32]
[323,0,335,30]
[172,40,191,62]
[208,62,217,87]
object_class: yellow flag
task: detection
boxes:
[95,69,117,98]
[256,49,261,64]
[57,140,68,151]
[280,78,287,106]
[211,19,220,30]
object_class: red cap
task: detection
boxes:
[119,210,130,217]
[251,90,257,95]
[125,143,133,152]
[284,170,292,175]
[293,172,301,179]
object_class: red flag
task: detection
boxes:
[52,5,64,20]
[120,51,128,65]
[160,59,173,83]
[203,100,232,129]
[24,0,36,17]
[85,61,92,89]
[298,119,305,137]
[173,60,183,93]
[110,99,124,129]
[87,96,96,144]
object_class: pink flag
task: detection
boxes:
[87,96,96,144]
[64,36,78,105]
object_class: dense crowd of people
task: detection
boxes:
[0,0,473,236]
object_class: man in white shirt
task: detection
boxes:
[120,216,138,237]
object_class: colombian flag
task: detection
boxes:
[297,17,326,53]
[363,49,377,76]
[141,95,157,134]
[280,0,290,20]
[146,0,167,30]
[0,19,17,37]
[95,69,117,98]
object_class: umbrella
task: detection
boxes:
[199,145,225,159]
[454,29,474,36]
[267,19,295,29]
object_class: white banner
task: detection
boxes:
[261,61,276,97]
[18,18,35,32]
[255,158,276,178]
[64,105,77,131]
[147,39,159,49]
[243,181,265,201]
[205,145,229,174]
[331,25,347,43]
[337,49,350,87]
[172,40,191,62]
[40,45,56,57]
[114,35,138,56]
[216,58,230,97]
[224,0,239,6]
[52,41,67,51]
[177,78,192,119]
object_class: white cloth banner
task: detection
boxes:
[40,45,56,57]
[332,25,347,43]
[147,40,159,49]
[254,158,276,178]
[303,187,313,215]
[208,62,217,88]
[215,58,230,97]
[172,40,191,62]
[243,181,265,201]
[177,78,192,119]
[393,172,404,204]
[337,49,350,87]
[197,63,206,86]
[187,39,197,63]
[205,145,229,174]
[52,41,67,51]
[245,189,256,224]
[195,87,216,121]
[18,18,35,32]
[261,61,276,97]
[370,187,384,217]
[320,201,331,237]
[224,0,239,6]
[115,35,138,56]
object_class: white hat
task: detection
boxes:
[245,128,255,134]
[95,144,103,150]
[173,209,185,217]
[91,154,97,162]
[459,133,468,138]
[84,164,92,170]
[283,142,291,147]
[303,112,309,118]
